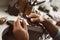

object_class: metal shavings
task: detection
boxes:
[38,6,49,13]
[51,5,58,12]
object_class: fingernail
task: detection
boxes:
[20,20,23,22]
[18,16,21,18]
[31,19,33,22]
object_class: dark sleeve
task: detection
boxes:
[54,29,60,40]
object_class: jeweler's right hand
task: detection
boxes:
[29,13,44,22]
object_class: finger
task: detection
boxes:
[13,21,17,31]
[21,19,27,30]
[29,13,39,18]
[31,18,40,22]
[18,16,22,20]
[16,19,23,30]
[13,19,20,28]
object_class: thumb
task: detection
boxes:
[16,19,23,30]
[21,19,27,30]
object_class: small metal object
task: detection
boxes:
[0,17,7,24]
[25,16,31,20]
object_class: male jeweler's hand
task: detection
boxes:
[13,18,29,40]
[29,13,44,22]
[29,13,58,38]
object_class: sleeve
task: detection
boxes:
[54,29,60,40]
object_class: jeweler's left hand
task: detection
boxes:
[13,18,29,40]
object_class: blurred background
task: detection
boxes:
[0,0,60,40]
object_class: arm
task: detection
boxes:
[42,19,58,38]
[29,13,59,38]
